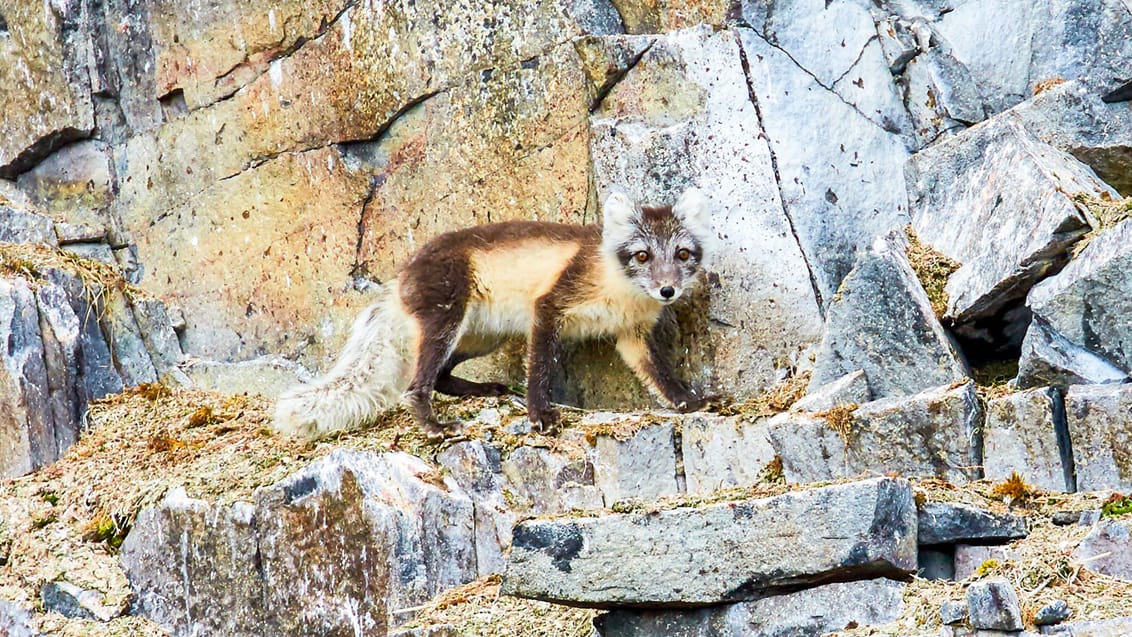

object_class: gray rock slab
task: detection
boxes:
[0,276,49,478]
[941,600,968,625]
[955,545,1019,581]
[590,26,824,400]
[60,242,117,266]
[918,502,1028,546]
[96,286,157,386]
[1071,518,1132,581]
[41,580,121,622]
[1012,80,1132,196]
[907,115,1112,325]
[1017,316,1129,389]
[503,477,917,608]
[437,441,515,576]
[1065,383,1132,491]
[587,416,679,504]
[595,577,906,637]
[793,369,871,413]
[1034,599,1071,626]
[808,232,968,401]
[1043,617,1132,636]
[183,356,313,398]
[0,600,39,637]
[737,27,912,306]
[122,450,479,636]
[768,382,983,485]
[967,577,1023,631]
[1023,220,1132,380]
[680,412,776,495]
[500,446,603,516]
[0,206,58,246]
[983,388,1071,492]
[900,33,989,145]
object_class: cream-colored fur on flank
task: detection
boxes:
[274,284,417,439]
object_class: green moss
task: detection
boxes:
[1102,494,1132,518]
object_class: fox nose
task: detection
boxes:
[660,286,675,299]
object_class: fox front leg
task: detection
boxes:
[615,329,708,412]
[526,299,563,433]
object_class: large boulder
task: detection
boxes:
[590,26,824,400]
[907,115,1113,328]
[1072,518,1132,582]
[503,477,917,608]
[1064,383,1132,491]
[807,232,968,400]
[1019,220,1132,387]
[768,382,983,484]
[121,450,480,636]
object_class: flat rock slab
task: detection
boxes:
[1072,518,1132,582]
[918,502,1028,546]
[1065,383,1132,491]
[595,577,906,637]
[966,577,1023,631]
[768,382,983,485]
[907,115,1110,325]
[502,478,917,608]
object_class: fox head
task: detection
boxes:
[601,187,713,304]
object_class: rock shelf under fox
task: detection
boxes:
[274,187,714,441]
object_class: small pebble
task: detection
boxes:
[940,600,967,625]
[1033,599,1071,626]
[1051,510,1083,526]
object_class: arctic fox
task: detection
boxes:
[274,187,714,441]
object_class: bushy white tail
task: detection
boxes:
[274,285,417,439]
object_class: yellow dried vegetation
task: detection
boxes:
[904,226,960,319]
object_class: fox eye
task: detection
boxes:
[676,248,691,261]
[634,251,650,263]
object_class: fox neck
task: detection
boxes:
[590,246,665,329]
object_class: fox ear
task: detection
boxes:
[672,187,709,228]
[602,190,638,245]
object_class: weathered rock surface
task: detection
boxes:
[499,445,604,516]
[954,545,1019,581]
[41,580,121,622]
[0,600,38,637]
[736,26,912,306]
[794,370,871,413]
[0,0,95,178]
[182,356,311,399]
[907,115,1111,326]
[1072,518,1132,582]
[0,206,58,246]
[918,502,1028,546]
[808,232,967,400]
[940,600,968,625]
[589,418,679,504]
[437,441,516,577]
[1017,317,1130,389]
[1021,221,1132,386]
[1034,599,1072,626]
[967,577,1023,631]
[1044,617,1132,636]
[1012,80,1132,196]
[503,477,917,608]
[594,577,906,637]
[1064,383,1132,491]
[121,450,480,636]
[680,413,776,495]
[768,382,983,484]
[983,388,1072,492]
[591,26,824,399]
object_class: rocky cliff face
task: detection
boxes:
[3,0,1132,635]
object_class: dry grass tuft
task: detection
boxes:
[990,472,1039,505]
[1071,193,1132,257]
[1033,77,1066,95]
[716,370,811,419]
[815,403,858,442]
[904,226,960,319]
[401,575,596,636]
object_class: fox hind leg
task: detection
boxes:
[435,341,512,397]
[405,316,467,441]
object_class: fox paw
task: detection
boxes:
[528,406,561,435]
[422,420,465,444]
[676,394,721,413]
